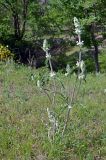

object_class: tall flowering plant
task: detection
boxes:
[36,18,86,141]
[74,17,86,81]
[62,18,86,136]
[43,39,56,78]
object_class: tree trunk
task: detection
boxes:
[20,0,29,39]
[93,44,100,73]
[90,24,100,73]
[13,13,21,40]
[1,0,29,41]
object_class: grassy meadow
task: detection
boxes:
[0,57,106,160]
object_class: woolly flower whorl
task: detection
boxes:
[43,39,49,52]
[50,71,56,78]
[74,17,80,28]
[74,17,82,35]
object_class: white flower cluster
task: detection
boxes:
[74,17,86,81]
[50,71,56,78]
[47,108,58,140]
[65,64,71,76]
[78,74,85,80]
[68,105,72,109]
[37,80,40,88]
[76,40,84,47]
[46,53,51,60]
[76,60,85,70]
[43,39,51,60]
[43,39,56,78]
[74,17,81,34]
[74,17,83,47]
[43,39,49,52]
[76,60,86,80]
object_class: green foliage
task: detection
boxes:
[0,0,106,40]
[99,50,106,72]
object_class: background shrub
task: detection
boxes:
[0,44,13,61]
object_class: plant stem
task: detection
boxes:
[62,32,83,136]
[62,79,77,136]
[46,51,56,107]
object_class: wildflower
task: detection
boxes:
[55,120,58,129]
[76,60,86,80]
[47,107,58,140]
[74,17,84,50]
[66,64,71,73]
[74,17,81,34]
[47,108,55,123]
[37,80,40,88]
[47,108,58,128]
[50,71,56,78]
[48,127,53,140]
[68,105,72,109]
[65,73,68,76]
[76,60,86,73]
[76,41,84,47]
[78,74,85,80]
[76,61,80,68]
[31,74,34,81]
[74,17,80,28]
[75,28,81,34]
[81,60,86,73]
[46,53,51,60]
[65,64,71,76]
[43,39,49,52]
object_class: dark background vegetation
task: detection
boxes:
[0,0,106,72]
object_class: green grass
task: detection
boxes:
[0,61,106,160]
